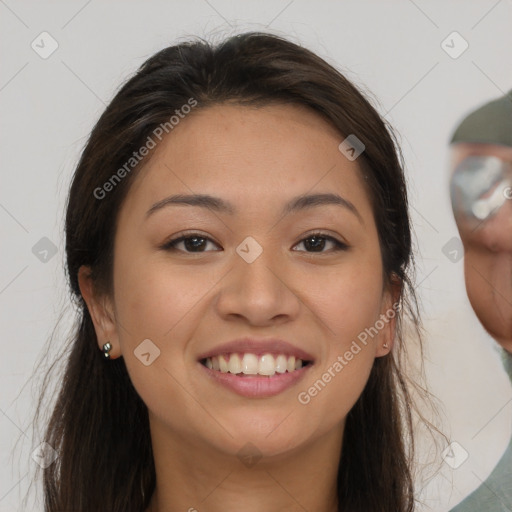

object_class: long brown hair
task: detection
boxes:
[31,31,427,511]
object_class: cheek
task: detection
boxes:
[297,351,374,431]
[313,251,385,346]
[113,251,214,344]
[464,254,512,341]
[111,252,212,431]
[295,252,385,418]
[111,247,231,390]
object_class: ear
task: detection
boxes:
[375,274,402,357]
[78,265,120,359]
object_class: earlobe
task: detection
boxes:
[376,329,394,357]
[375,315,396,357]
[77,265,119,359]
[375,276,402,357]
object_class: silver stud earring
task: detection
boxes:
[383,342,389,349]
[102,342,112,359]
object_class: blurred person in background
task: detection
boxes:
[448,88,512,511]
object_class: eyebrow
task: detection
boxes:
[146,192,363,223]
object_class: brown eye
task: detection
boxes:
[161,233,221,253]
[293,233,348,253]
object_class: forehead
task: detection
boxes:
[123,103,374,221]
[450,143,512,170]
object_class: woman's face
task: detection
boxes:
[88,103,394,458]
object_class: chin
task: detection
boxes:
[492,333,512,353]
[475,309,512,352]
[217,414,315,458]
[467,290,512,344]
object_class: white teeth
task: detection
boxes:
[219,355,229,373]
[203,353,308,376]
[228,353,242,374]
[242,353,259,374]
[275,354,287,373]
[259,354,276,376]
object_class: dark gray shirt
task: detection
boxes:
[450,349,512,511]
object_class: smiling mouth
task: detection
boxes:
[200,353,314,377]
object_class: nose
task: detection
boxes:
[214,243,301,326]
[467,199,512,252]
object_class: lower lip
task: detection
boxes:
[198,362,313,398]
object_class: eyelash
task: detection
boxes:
[160,231,349,254]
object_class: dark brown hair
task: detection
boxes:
[32,31,425,512]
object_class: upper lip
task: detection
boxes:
[197,337,315,362]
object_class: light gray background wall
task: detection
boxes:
[1,1,511,510]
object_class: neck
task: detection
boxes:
[145,416,343,512]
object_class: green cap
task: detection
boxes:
[450,89,512,147]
